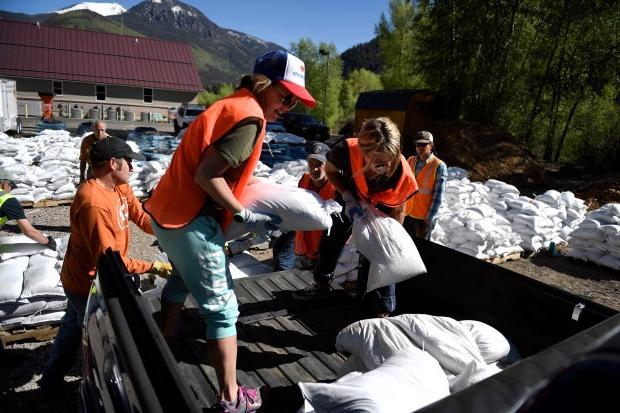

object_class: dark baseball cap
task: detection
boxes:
[90,137,146,162]
[307,142,330,163]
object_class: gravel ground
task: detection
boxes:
[1,204,618,412]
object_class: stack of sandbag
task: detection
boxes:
[534,189,588,241]
[432,176,522,261]
[0,235,68,330]
[126,134,181,159]
[298,314,511,413]
[565,203,620,270]
[0,130,81,203]
[128,158,172,197]
[267,159,308,186]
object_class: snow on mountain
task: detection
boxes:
[55,2,126,16]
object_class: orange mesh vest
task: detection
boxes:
[144,89,265,230]
[347,138,418,207]
[405,155,443,218]
[294,173,336,259]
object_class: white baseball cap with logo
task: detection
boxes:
[253,50,317,108]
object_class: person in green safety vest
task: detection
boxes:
[0,168,57,250]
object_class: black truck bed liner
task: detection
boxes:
[88,238,620,412]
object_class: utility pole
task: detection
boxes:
[318,48,330,125]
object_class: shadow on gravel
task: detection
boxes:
[530,255,619,282]
[0,341,80,412]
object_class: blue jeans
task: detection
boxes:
[314,212,396,314]
[41,289,88,386]
[272,231,296,271]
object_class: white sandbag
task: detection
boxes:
[21,310,66,327]
[228,252,273,279]
[595,254,620,271]
[0,256,29,303]
[389,314,484,375]
[459,320,510,364]
[0,235,50,260]
[20,266,64,299]
[299,349,449,413]
[352,204,426,292]
[224,179,341,240]
[0,298,67,319]
[449,360,502,393]
[335,318,416,371]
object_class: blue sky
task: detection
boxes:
[0,0,390,52]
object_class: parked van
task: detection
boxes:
[0,78,21,134]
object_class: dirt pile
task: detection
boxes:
[404,120,545,188]
[403,120,620,207]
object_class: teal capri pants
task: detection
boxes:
[152,215,239,339]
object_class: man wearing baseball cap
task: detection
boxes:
[272,141,336,271]
[0,168,57,250]
[41,137,171,391]
[404,131,447,239]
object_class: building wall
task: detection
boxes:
[10,76,197,120]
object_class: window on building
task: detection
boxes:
[96,84,106,101]
[53,81,63,96]
[143,88,153,103]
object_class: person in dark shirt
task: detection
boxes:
[0,168,56,249]
[293,118,418,318]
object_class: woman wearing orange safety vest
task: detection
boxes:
[404,131,447,240]
[144,50,316,413]
[293,117,418,318]
[271,142,336,271]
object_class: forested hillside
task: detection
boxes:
[269,0,619,170]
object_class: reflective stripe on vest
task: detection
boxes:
[346,138,418,207]
[0,191,15,227]
[144,89,266,230]
[294,173,336,259]
[405,155,443,219]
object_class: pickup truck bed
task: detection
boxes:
[83,238,620,413]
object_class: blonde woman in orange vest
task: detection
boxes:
[143,51,316,413]
[404,131,447,240]
[293,117,418,318]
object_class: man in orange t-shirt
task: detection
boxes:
[40,137,168,391]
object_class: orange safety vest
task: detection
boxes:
[294,173,336,259]
[144,89,266,230]
[347,138,418,207]
[405,155,444,219]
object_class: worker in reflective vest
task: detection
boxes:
[0,168,57,249]
[404,131,447,240]
[293,117,418,318]
[271,142,336,271]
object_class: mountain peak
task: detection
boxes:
[55,2,126,16]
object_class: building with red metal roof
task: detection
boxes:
[0,19,202,123]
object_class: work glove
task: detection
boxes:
[151,261,173,278]
[342,191,364,222]
[233,208,281,232]
[45,236,58,251]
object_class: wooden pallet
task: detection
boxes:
[20,199,73,209]
[0,324,59,348]
[488,251,522,264]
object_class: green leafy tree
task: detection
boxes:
[375,0,418,89]
[196,83,235,107]
[340,69,384,122]
[290,40,344,130]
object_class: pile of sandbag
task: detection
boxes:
[432,177,523,260]
[299,314,512,413]
[431,168,589,258]
[0,235,68,330]
[566,203,620,270]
